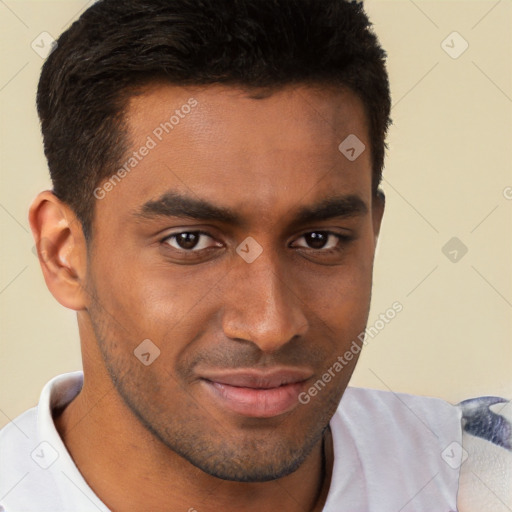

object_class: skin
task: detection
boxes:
[29,83,384,512]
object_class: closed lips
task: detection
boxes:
[198,368,313,388]
[198,368,313,418]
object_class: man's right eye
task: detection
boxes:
[161,231,222,252]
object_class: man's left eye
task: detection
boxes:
[162,231,220,251]
[293,231,344,250]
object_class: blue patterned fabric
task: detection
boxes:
[459,396,511,451]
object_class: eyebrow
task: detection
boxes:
[132,191,368,227]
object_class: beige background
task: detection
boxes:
[0,0,511,430]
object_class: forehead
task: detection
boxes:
[94,83,372,229]
[127,82,369,155]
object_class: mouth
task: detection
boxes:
[198,368,313,418]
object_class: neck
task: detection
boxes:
[54,373,333,512]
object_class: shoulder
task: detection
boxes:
[457,396,512,512]
[327,387,463,511]
[332,388,511,510]
[0,407,40,509]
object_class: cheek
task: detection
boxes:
[89,241,245,386]
[87,251,226,355]
[299,254,374,329]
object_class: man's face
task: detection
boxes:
[84,83,383,482]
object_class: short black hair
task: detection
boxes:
[37,0,391,243]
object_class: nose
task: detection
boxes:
[221,248,309,353]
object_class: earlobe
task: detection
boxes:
[28,190,88,311]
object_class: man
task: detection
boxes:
[0,0,510,510]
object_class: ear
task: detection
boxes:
[372,188,385,242]
[28,190,88,311]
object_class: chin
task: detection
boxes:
[190,453,305,483]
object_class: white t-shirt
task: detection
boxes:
[0,371,464,511]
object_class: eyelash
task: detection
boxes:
[160,230,352,254]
